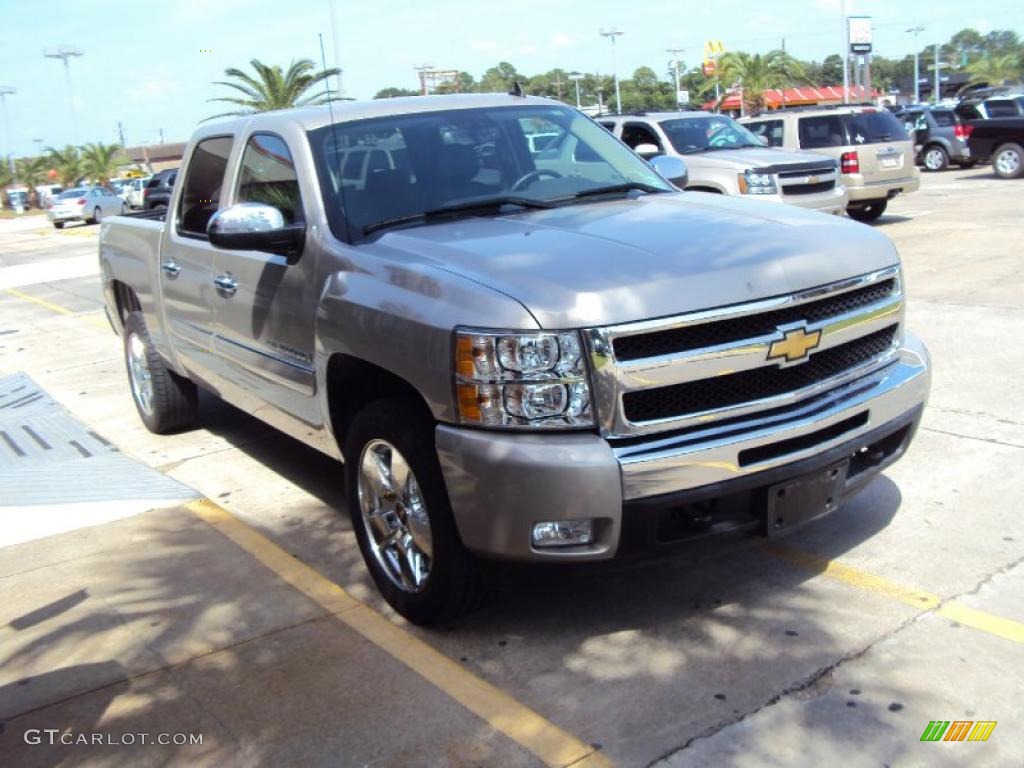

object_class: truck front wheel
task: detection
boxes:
[345,398,481,625]
[123,311,198,434]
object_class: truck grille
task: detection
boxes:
[614,278,897,361]
[782,180,835,195]
[622,325,898,423]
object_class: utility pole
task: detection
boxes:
[932,44,945,104]
[44,46,83,144]
[117,121,126,147]
[667,46,685,111]
[414,64,434,96]
[0,86,15,176]
[552,71,564,101]
[569,72,584,109]
[906,26,925,104]
[158,128,165,145]
[599,28,624,114]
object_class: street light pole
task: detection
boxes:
[569,72,583,109]
[600,28,624,114]
[841,0,849,104]
[667,47,685,111]
[0,86,15,176]
[44,46,83,144]
[906,26,925,104]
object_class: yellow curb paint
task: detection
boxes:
[764,544,1024,645]
[187,499,611,768]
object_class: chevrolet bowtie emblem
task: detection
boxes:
[768,326,821,363]
[807,175,820,184]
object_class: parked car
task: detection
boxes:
[957,93,1024,120]
[893,105,975,171]
[598,111,848,215]
[99,95,930,624]
[125,177,150,209]
[143,169,177,210]
[741,106,919,222]
[47,186,127,228]
[967,117,1024,179]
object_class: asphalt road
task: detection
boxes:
[1,171,1022,767]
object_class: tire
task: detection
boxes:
[922,145,948,171]
[992,142,1024,179]
[155,203,167,210]
[847,199,888,223]
[344,398,482,625]
[53,221,64,230]
[91,207,102,225]
[122,311,198,434]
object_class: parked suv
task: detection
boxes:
[741,106,919,222]
[957,94,1024,120]
[598,112,847,215]
[143,168,177,210]
[894,106,975,171]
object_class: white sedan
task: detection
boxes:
[47,186,127,229]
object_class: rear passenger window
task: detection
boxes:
[798,116,846,149]
[179,136,233,237]
[985,100,1017,117]
[237,133,304,225]
[747,119,784,147]
[932,111,956,127]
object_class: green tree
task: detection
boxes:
[206,58,340,120]
[967,53,1022,86]
[374,87,420,99]
[478,62,520,92]
[15,156,50,207]
[717,50,808,114]
[45,145,82,187]
[80,142,124,185]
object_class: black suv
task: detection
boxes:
[894,106,974,171]
[143,168,178,210]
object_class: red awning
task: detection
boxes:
[705,85,879,111]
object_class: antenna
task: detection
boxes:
[318,33,350,240]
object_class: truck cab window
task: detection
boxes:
[620,123,663,151]
[179,136,234,237]
[237,133,304,224]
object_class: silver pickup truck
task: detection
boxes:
[100,94,931,624]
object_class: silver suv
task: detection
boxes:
[741,106,919,222]
[598,112,848,215]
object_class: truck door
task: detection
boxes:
[210,131,321,428]
[160,135,234,383]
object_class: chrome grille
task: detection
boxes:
[584,266,904,438]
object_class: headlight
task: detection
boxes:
[738,169,777,195]
[454,330,592,428]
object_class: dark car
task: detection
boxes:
[967,117,1024,179]
[143,169,178,210]
[895,106,975,171]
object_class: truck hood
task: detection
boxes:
[367,193,899,329]
[688,146,836,171]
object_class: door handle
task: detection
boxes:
[213,273,238,296]
[161,260,181,277]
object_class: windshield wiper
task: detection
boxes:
[558,182,666,201]
[363,196,554,236]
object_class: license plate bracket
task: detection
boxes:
[764,461,849,537]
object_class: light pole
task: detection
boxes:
[599,28,624,114]
[414,64,434,96]
[0,86,15,176]
[44,46,83,144]
[667,47,685,110]
[906,26,925,104]
[569,72,584,109]
[841,0,849,103]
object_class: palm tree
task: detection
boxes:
[206,58,340,120]
[45,145,83,187]
[15,156,50,207]
[80,142,125,185]
[717,50,808,115]
[967,53,1022,87]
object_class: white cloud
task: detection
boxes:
[551,32,575,47]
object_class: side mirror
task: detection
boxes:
[633,142,661,158]
[649,155,689,189]
[207,203,305,264]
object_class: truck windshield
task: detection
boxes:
[308,105,674,240]
[659,116,763,154]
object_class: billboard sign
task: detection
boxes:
[848,16,872,54]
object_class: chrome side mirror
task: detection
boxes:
[207,203,305,263]
[649,155,689,190]
[633,142,662,158]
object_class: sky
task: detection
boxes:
[1,0,1022,157]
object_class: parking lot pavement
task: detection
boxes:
[1,168,1022,766]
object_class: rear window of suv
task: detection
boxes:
[844,111,908,144]
[931,110,956,127]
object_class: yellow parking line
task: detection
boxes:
[763,544,1024,645]
[188,499,611,768]
[4,288,110,330]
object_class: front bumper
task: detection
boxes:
[778,184,849,215]
[437,332,930,562]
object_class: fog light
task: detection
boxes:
[531,519,594,548]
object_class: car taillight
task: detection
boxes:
[77,198,87,205]
[954,124,973,139]
[840,151,860,174]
